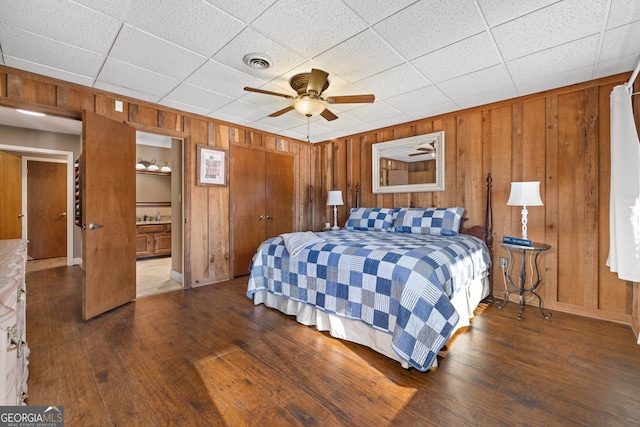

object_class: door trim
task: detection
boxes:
[0,144,75,266]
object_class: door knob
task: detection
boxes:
[17,214,24,218]
[259,215,265,220]
[59,212,67,217]
[266,215,273,219]
[89,223,104,229]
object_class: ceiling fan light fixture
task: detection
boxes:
[293,97,324,117]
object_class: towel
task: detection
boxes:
[280,231,323,257]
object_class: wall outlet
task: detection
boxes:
[500,257,508,268]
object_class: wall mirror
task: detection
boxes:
[372,131,445,193]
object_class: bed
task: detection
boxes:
[247,177,493,371]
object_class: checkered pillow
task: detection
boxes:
[393,207,465,236]
[345,208,395,231]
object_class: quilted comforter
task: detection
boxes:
[247,230,491,371]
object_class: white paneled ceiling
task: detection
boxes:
[1,0,639,142]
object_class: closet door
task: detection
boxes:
[232,146,266,277]
[264,152,293,239]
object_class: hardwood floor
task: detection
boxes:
[25,263,640,426]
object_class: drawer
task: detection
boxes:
[138,224,165,233]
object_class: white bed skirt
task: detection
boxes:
[252,276,489,370]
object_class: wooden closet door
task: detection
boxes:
[265,152,293,239]
[231,146,266,277]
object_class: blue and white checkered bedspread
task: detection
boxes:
[247,230,491,371]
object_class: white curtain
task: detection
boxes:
[607,84,640,282]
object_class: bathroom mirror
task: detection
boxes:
[372,131,445,193]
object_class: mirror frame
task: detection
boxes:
[372,131,445,194]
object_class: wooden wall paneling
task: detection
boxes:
[6,74,56,106]
[411,122,435,209]
[157,110,183,132]
[359,134,373,208]
[311,144,323,231]
[334,139,348,227]
[129,104,158,127]
[209,122,230,282]
[583,87,600,309]
[186,118,211,287]
[556,91,587,306]
[435,117,459,210]
[545,95,560,303]
[95,94,128,121]
[323,142,334,225]
[455,112,484,222]
[57,87,94,115]
[486,106,512,240]
[521,99,547,240]
[0,70,6,97]
[597,82,630,314]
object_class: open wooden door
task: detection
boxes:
[27,161,67,259]
[0,151,22,239]
[81,111,136,320]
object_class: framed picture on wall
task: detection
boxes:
[196,145,227,187]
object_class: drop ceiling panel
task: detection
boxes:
[607,0,640,28]
[373,0,486,60]
[205,0,278,23]
[0,25,104,77]
[94,80,162,104]
[355,63,431,99]
[109,26,207,80]
[314,29,405,82]
[342,0,417,25]
[437,64,516,104]
[411,32,502,84]
[0,0,121,53]
[164,82,233,112]
[186,60,267,99]
[507,35,599,88]
[126,0,245,57]
[4,56,95,87]
[491,0,608,61]
[251,0,368,58]
[385,86,454,119]
[600,21,640,62]
[97,58,179,98]
[476,0,559,27]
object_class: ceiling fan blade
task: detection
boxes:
[320,108,338,121]
[244,87,293,99]
[269,106,295,117]
[409,152,431,157]
[307,69,329,95]
[325,94,375,104]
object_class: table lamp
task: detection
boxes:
[507,181,543,240]
[326,190,344,230]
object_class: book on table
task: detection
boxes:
[503,236,532,246]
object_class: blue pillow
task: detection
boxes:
[393,207,465,236]
[345,208,395,231]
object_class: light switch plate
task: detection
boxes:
[114,100,123,112]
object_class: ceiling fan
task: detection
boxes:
[244,68,375,121]
[408,141,436,157]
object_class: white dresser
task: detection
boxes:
[0,239,29,405]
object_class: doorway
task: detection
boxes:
[135,132,184,297]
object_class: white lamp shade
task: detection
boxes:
[507,181,543,207]
[294,97,325,117]
[327,190,344,206]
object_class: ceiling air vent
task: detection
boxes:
[243,54,272,70]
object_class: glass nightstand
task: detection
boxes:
[497,241,552,320]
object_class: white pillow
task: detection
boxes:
[280,231,323,257]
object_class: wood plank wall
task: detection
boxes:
[1,64,638,332]
[0,65,313,289]
[316,72,639,327]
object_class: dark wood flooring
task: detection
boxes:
[25,263,640,426]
